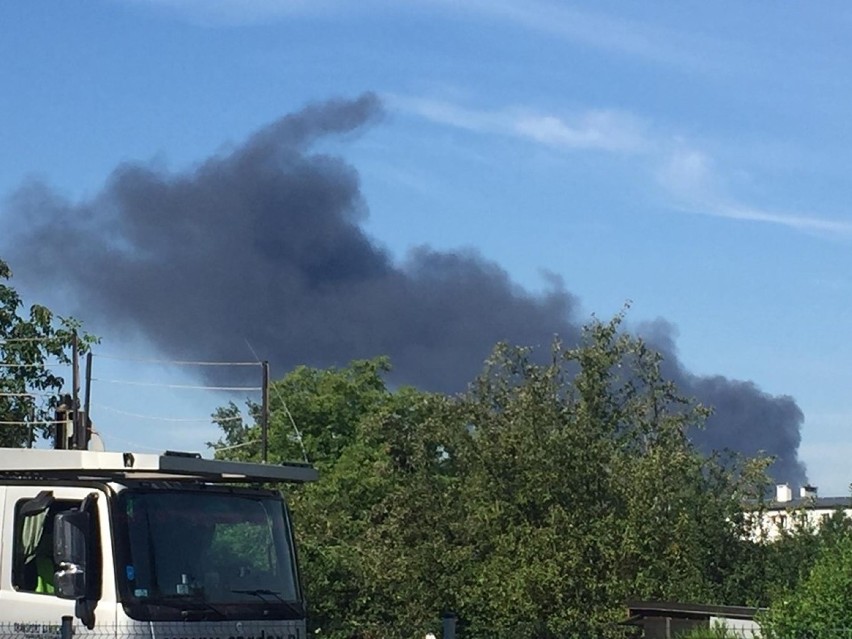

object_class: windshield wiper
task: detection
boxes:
[150,594,227,620]
[231,589,303,617]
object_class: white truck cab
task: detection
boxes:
[0,448,317,639]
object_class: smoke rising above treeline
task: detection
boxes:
[1,93,806,484]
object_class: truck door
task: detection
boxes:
[0,486,116,634]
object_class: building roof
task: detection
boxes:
[625,600,761,621]
[765,497,852,511]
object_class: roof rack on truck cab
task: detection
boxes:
[0,447,318,483]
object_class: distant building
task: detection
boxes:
[624,601,761,639]
[624,487,850,638]
[752,484,852,541]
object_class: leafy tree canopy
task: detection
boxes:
[0,258,96,446]
[213,313,774,639]
[760,525,852,639]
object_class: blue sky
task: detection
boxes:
[1,1,850,492]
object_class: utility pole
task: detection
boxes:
[261,361,269,463]
[83,351,93,450]
[71,332,87,450]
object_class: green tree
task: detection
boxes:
[0,258,95,446]
[211,357,393,465]
[734,502,852,612]
[432,318,769,638]
[213,314,771,639]
[760,527,852,639]
[210,358,440,637]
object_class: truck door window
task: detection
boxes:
[13,498,79,594]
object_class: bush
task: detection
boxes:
[760,530,852,639]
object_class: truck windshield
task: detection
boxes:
[114,488,301,620]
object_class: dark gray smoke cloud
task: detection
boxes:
[639,319,804,484]
[1,93,805,484]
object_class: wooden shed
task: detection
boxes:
[624,600,761,639]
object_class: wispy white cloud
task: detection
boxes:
[704,204,852,235]
[125,0,713,70]
[658,146,852,237]
[389,97,503,133]
[395,94,852,239]
[120,0,339,25]
[425,0,707,69]
[389,95,647,153]
[655,147,718,200]
[513,112,647,153]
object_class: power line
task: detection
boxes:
[0,345,271,451]
[90,378,262,392]
[244,338,309,464]
[212,439,260,452]
[0,390,57,397]
[92,353,261,367]
[0,362,54,369]
[270,383,309,464]
[94,404,244,423]
[102,435,164,453]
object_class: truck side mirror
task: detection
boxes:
[53,510,90,600]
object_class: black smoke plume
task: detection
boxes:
[1,94,805,484]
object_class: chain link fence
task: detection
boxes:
[0,621,305,639]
